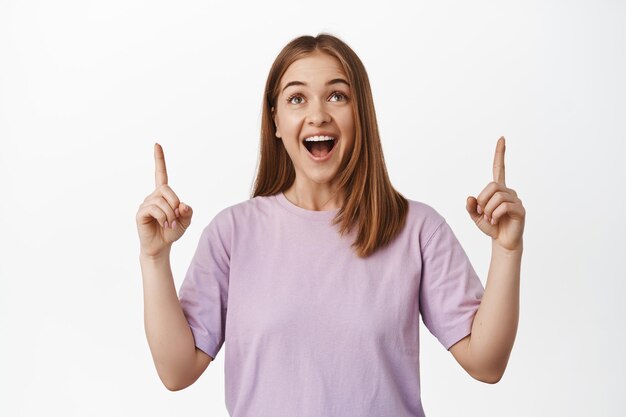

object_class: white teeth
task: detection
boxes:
[304,135,335,142]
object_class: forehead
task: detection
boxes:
[280,52,347,87]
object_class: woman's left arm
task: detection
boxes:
[449,136,526,383]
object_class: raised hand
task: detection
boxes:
[136,143,193,258]
[466,137,525,252]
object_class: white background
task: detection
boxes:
[1,0,625,416]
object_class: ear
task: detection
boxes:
[271,106,281,138]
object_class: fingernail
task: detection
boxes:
[164,220,169,228]
[172,220,177,229]
[484,214,489,223]
[477,205,483,214]
[490,217,496,225]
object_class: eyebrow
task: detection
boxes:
[281,78,350,93]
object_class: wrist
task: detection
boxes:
[492,239,523,257]
[140,248,171,265]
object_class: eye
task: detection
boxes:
[285,91,349,105]
[286,94,304,105]
[329,91,348,102]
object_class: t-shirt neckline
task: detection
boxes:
[274,191,340,221]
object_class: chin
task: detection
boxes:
[308,171,340,185]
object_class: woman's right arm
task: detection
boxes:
[137,143,212,391]
[140,250,213,391]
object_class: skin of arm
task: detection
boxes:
[449,137,525,384]
[141,251,213,391]
[449,241,522,383]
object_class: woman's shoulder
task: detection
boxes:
[205,194,278,229]
[405,197,446,225]
[403,197,448,247]
[220,193,276,216]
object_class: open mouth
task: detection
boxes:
[303,137,337,158]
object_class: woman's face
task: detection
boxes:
[272,51,355,189]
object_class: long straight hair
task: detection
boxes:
[251,33,408,258]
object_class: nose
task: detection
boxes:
[306,99,331,126]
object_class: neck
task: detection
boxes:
[284,183,343,211]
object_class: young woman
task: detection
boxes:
[137,33,525,417]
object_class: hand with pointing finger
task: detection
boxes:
[466,137,526,252]
[136,143,193,258]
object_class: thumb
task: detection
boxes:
[466,196,482,223]
[178,202,193,224]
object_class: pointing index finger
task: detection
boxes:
[493,136,506,185]
[154,143,168,187]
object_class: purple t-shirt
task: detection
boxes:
[178,192,484,417]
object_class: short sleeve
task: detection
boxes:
[178,216,230,359]
[419,220,484,350]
